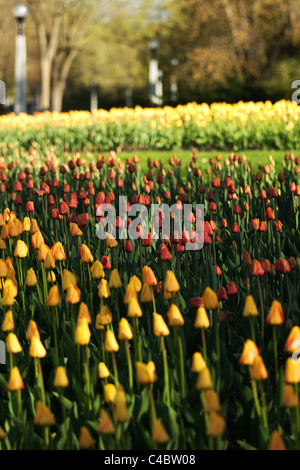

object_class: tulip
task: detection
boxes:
[98,279,111,299]
[78,302,92,324]
[2,279,18,306]
[201,287,219,310]
[34,401,55,427]
[0,259,9,277]
[53,366,69,388]
[26,268,38,287]
[191,352,206,373]
[75,317,91,346]
[6,332,22,354]
[142,266,157,286]
[7,366,24,391]
[135,361,157,384]
[206,412,226,438]
[166,303,184,327]
[14,240,28,258]
[282,384,299,408]
[98,408,116,434]
[98,362,110,379]
[114,386,130,423]
[204,390,221,413]
[29,336,47,358]
[1,310,14,332]
[140,283,153,303]
[152,419,170,444]
[153,312,170,336]
[78,426,94,449]
[239,339,259,366]
[196,366,213,390]
[164,270,180,293]
[249,355,268,381]
[26,320,40,340]
[79,244,93,263]
[284,326,300,354]
[90,260,105,280]
[104,383,117,403]
[284,357,300,384]
[66,283,81,304]
[45,285,60,307]
[62,269,77,290]
[95,305,113,327]
[268,430,287,450]
[51,241,66,261]
[70,222,83,237]
[108,268,122,289]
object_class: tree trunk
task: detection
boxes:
[51,49,78,113]
[40,57,51,111]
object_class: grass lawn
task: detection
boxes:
[118,148,298,172]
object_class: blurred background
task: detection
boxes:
[1,0,300,113]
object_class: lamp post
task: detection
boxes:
[90,81,98,112]
[149,40,159,106]
[13,4,28,115]
[170,58,178,103]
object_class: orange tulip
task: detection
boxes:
[45,285,60,307]
[266,300,284,325]
[142,266,157,286]
[152,419,170,444]
[268,430,287,450]
[34,401,55,427]
[51,242,67,261]
[166,303,184,327]
[7,366,24,391]
[78,426,94,449]
[66,283,81,304]
[79,244,93,263]
[14,240,28,258]
[239,339,259,366]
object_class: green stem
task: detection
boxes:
[125,340,133,393]
[161,336,170,406]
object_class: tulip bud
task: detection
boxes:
[104,383,117,403]
[239,339,259,365]
[66,283,81,304]
[266,300,284,325]
[53,366,69,388]
[166,303,184,327]
[51,242,67,261]
[249,355,268,381]
[108,268,122,289]
[98,362,110,379]
[98,408,116,434]
[14,240,28,258]
[191,352,206,373]
[268,430,287,450]
[282,384,299,408]
[196,366,213,390]
[45,285,60,307]
[7,366,24,391]
[135,361,157,384]
[90,260,105,280]
[194,307,210,328]
[152,419,170,444]
[242,295,259,317]
[201,287,219,310]
[206,412,226,437]
[104,330,119,352]
[118,318,133,341]
[75,317,91,345]
[26,268,38,287]
[1,309,14,332]
[153,312,170,336]
[78,426,94,449]
[204,390,221,413]
[34,401,56,427]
